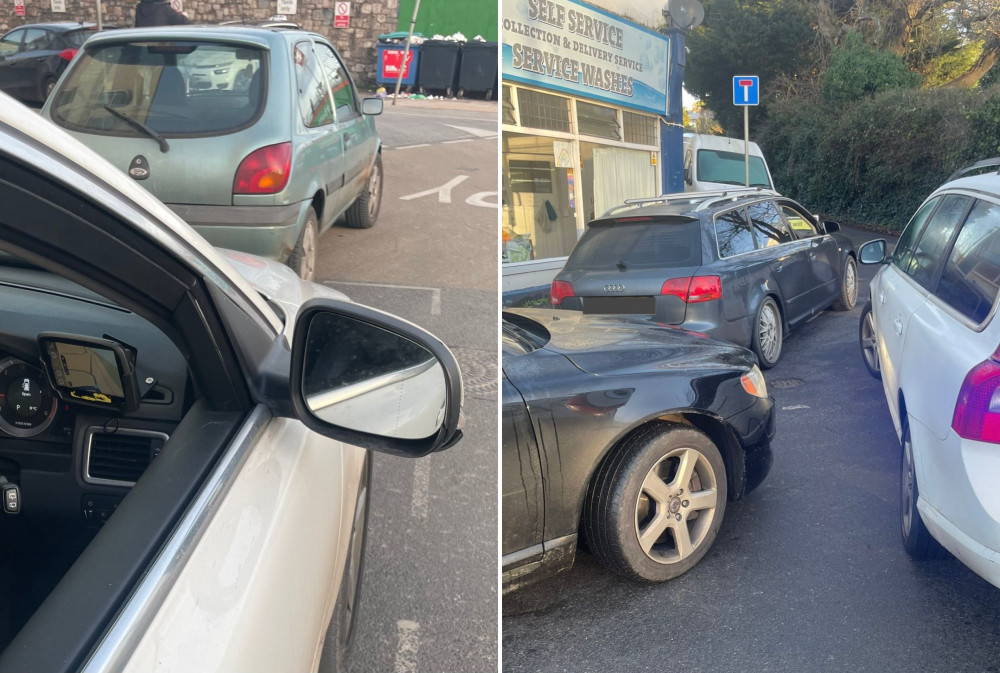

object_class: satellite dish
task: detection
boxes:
[666,0,704,29]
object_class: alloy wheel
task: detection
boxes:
[901,436,915,538]
[758,302,780,363]
[845,259,857,306]
[367,162,381,219]
[861,311,880,373]
[634,447,718,564]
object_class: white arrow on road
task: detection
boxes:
[445,124,497,139]
[400,175,469,203]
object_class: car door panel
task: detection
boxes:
[0,30,25,96]
[111,416,355,673]
[501,376,544,560]
[748,200,812,324]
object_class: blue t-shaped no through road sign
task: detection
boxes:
[733,76,759,106]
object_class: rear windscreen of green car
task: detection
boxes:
[566,220,703,270]
[50,41,265,136]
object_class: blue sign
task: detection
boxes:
[501,0,670,115]
[733,75,759,106]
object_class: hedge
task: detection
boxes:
[757,85,1000,230]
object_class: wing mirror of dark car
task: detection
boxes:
[289,298,463,457]
[362,98,384,116]
[859,239,887,264]
[823,220,841,233]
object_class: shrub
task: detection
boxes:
[822,32,922,105]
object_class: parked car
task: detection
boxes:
[551,189,858,368]
[0,22,99,104]
[42,25,384,281]
[683,133,774,192]
[502,308,774,591]
[858,159,1000,588]
[0,93,463,671]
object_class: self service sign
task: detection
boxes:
[502,0,670,115]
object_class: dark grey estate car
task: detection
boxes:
[551,189,858,367]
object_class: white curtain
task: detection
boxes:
[592,147,656,218]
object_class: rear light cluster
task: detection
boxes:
[952,349,1000,443]
[59,48,78,62]
[660,276,722,303]
[233,142,291,195]
[550,276,722,306]
[551,280,575,306]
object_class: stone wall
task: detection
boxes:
[1,0,400,86]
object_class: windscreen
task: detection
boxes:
[50,41,265,136]
[565,220,703,271]
[697,149,771,188]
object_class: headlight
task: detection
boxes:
[740,365,768,398]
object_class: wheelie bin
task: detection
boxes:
[417,40,462,97]
[458,41,498,99]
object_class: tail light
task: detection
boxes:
[233,142,292,195]
[952,350,1000,443]
[59,48,77,62]
[551,280,575,306]
[660,276,722,303]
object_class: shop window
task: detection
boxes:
[502,86,516,126]
[577,101,620,140]
[516,89,571,132]
[508,160,553,193]
[623,111,657,146]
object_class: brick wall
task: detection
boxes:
[1,0,400,86]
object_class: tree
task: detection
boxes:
[822,32,922,103]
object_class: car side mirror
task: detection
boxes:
[362,98,383,116]
[859,239,887,264]
[290,298,463,457]
[823,220,841,233]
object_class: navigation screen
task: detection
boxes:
[44,341,124,403]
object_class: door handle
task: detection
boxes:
[774,262,783,272]
[879,291,885,305]
[808,252,817,261]
[893,317,903,335]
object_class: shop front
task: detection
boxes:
[501,0,671,300]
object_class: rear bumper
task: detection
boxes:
[167,202,306,262]
[726,395,776,497]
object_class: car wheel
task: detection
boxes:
[900,426,948,560]
[859,301,881,380]
[288,208,318,281]
[321,452,371,671]
[41,76,57,102]
[583,423,727,582]
[752,297,782,369]
[832,256,858,311]
[345,154,382,230]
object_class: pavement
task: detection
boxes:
[316,98,498,673]
[502,225,1000,673]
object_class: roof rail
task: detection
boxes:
[600,187,775,218]
[694,188,778,212]
[946,158,1000,183]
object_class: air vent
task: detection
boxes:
[84,428,169,486]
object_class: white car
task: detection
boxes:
[0,92,463,671]
[859,160,1000,588]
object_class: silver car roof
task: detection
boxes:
[0,92,283,334]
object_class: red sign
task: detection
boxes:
[738,79,753,87]
[334,14,349,27]
[14,0,24,16]
[380,50,413,79]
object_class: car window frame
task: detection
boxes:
[746,198,794,249]
[294,38,335,127]
[902,192,974,291]
[311,38,361,123]
[713,205,758,259]
[776,200,820,239]
[22,28,52,52]
[0,28,25,56]
[925,191,1000,332]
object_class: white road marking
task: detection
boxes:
[466,191,498,208]
[411,457,431,519]
[390,142,431,150]
[394,620,421,673]
[445,124,498,138]
[782,405,811,410]
[443,138,473,144]
[400,175,469,204]
[321,280,442,316]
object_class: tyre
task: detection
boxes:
[900,426,948,560]
[40,76,57,102]
[319,452,370,671]
[457,88,464,98]
[583,423,727,583]
[288,208,318,281]
[752,297,783,369]
[485,88,493,101]
[859,301,881,380]
[345,154,382,230]
[833,256,858,311]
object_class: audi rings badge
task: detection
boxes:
[603,284,625,293]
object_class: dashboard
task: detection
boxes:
[0,262,189,526]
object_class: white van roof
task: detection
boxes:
[684,133,764,155]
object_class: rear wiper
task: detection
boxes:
[102,106,169,153]
[616,260,627,270]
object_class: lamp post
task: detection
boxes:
[660,0,703,193]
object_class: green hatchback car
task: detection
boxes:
[42,25,383,280]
